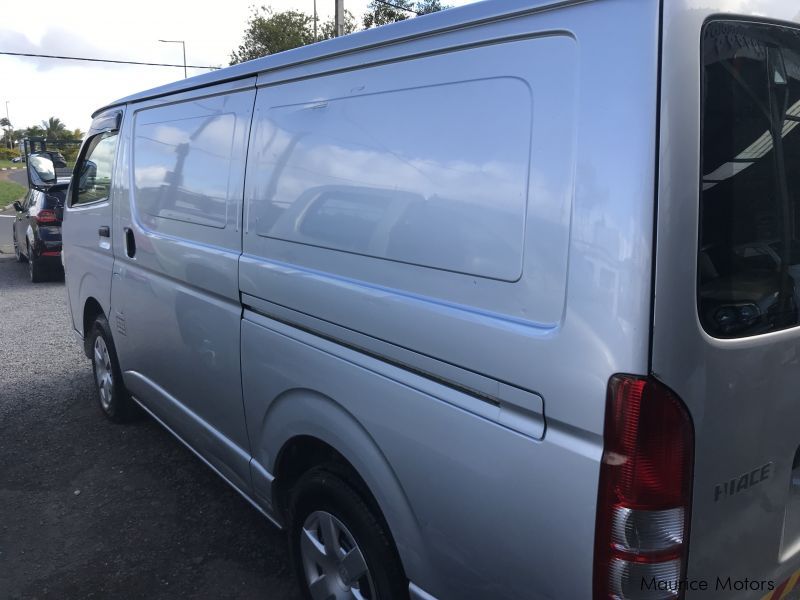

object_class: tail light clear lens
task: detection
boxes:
[36,209,58,224]
[594,375,694,600]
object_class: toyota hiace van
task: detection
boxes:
[61,1,800,598]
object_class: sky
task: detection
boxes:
[2,0,800,136]
[0,0,475,135]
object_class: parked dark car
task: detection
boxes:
[12,185,66,282]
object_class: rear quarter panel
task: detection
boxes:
[656,2,800,598]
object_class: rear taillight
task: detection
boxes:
[36,209,58,224]
[594,375,694,600]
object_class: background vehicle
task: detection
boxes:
[12,185,66,282]
[59,1,800,599]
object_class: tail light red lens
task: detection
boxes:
[36,209,58,224]
[594,375,694,600]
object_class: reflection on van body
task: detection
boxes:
[134,111,237,230]
[250,77,531,282]
[261,184,520,279]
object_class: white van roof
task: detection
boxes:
[92,0,570,117]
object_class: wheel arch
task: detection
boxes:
[82,297,105,358]
[257,388,436,592]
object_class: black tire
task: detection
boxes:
[13,233,26,263]
[88,314,141,423]
[288,465,408,600]
[28,256,44,282]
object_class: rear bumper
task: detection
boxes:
[32,226,62,260]
[30,238,62,263]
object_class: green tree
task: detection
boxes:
[230,7,315,64]
[41,117,68,140]
[362,0,450,28]
[362,0,413,28]
[416,0,449,15]
[0,118,11,149]
[319,10,358,40]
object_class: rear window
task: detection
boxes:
[43,187,67,209]
[700,21,800,338]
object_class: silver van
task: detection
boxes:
[60,1,800,598]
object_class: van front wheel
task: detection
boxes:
[288,466,408,600]
[89,315,140,423]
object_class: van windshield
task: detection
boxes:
[700,21,800,338]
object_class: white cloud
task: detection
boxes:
[1,0,474,133]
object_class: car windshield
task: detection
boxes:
[699,21,800,338]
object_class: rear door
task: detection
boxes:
[656,14,800,598]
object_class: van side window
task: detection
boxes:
[73,132,118,206]
[250,77,531,282]
[133,105,237,229]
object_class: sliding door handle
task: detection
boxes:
[124,227,136,258]
[98,226,110,237]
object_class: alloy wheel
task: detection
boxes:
[93,336,114,411]
[300,510,376,600]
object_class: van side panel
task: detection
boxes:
[239,0,661,598]
[110,80,256,491]
[242,33,577,414]
[241,312,601,600]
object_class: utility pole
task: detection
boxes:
[313,0,318,40]
[335,0,344,36]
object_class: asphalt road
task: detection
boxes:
[0,253,300,599]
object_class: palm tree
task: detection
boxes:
[0,118,11,149]
[41,117,67,140]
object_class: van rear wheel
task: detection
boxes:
[89,314,141,423]
[288,466,407,600]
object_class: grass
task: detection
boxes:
[0,159,23,169]
[0,179,26,209]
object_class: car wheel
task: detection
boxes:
[27,243,43,282]
[89,314,141,423]
[288,466,408,600]
[13,233,26,263]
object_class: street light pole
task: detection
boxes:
[313,0,318,41]
[158,39,187,79]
